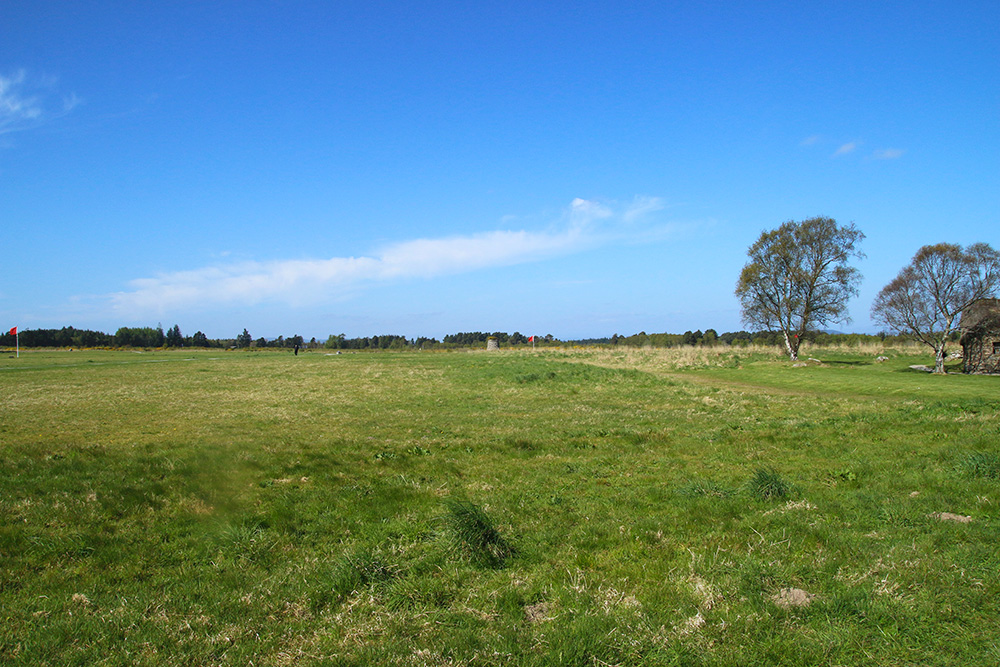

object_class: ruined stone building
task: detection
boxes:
[960,298,1000,374]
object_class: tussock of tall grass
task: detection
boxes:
[746,467,791,501]
[441,499,514,569]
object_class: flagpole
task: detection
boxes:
[15,329,18,358]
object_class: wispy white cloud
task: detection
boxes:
[0,69,80,136]
[833,141,859,157]
[622,195,666,223]
[567,197,613,230]
[0,71,41,132]
[108,198,676,317]
[871,148,904,160]
[811,137,902,161]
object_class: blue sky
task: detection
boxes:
[2,1,997,340]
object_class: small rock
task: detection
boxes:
[909,365,933,373]
[929,512,972,524]
[875,356,889,363]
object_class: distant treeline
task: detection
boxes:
[324,332,565,348]
[0,325,234,349]
[572,329,919,347]
[2,325,920,350]
[441,331,549,345]
[322,334,437,350]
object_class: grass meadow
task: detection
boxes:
[1,345,998,665]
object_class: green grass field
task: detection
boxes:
[1,346,998,666]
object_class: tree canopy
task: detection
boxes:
[735,217,864,360]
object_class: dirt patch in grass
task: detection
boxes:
[679,611,705,635]
[773,588,816,609]
[524,601,551,623]
[929,512,973,523]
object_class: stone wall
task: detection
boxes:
[961,298,1000,374]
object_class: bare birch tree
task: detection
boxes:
[735,217,865,361]
[871,243,1000,373]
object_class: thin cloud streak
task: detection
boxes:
[108,198,671,316]
[833,141,859,157]
[622,195,665,223]
[0,69,80,136]
[871,148,904,160]
[0,70,42,134]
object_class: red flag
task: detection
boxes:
[8,327,15,336]
[528,335,535,342]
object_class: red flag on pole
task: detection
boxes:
[528,335,535,342]
[8,327,15,336]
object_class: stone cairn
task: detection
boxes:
[486,337,500,351]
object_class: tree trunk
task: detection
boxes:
[934,344,947,374]
[782,330,799,361]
